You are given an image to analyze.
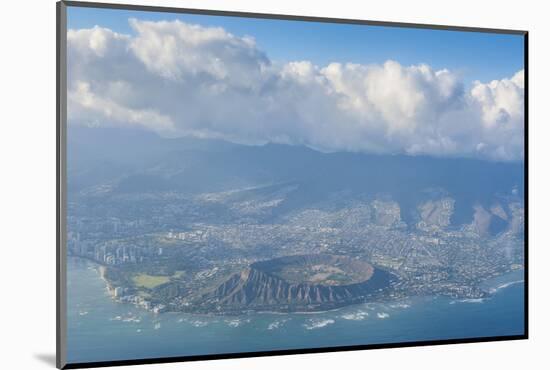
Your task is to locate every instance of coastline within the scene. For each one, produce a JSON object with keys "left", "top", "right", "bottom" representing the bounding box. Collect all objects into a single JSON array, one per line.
[
  {"left": 70, "top": 258, "right": 525, "bottom": 318},
  {"left": 68, "top": 258, "right": 525, "bottom": 363}
]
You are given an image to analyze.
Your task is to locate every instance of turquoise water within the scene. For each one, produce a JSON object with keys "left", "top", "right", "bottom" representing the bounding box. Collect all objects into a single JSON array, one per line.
[{"left": 67, "top": 259, "right": 525, "bottom": 364}]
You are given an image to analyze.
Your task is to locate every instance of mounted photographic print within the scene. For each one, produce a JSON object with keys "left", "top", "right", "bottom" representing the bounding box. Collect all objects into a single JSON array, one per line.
[{"left": 56, "top": 1, "right": 528, "bottom": 368}]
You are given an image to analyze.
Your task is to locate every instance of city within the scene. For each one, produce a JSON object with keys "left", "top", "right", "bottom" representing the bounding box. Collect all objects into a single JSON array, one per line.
[{"left": 68, "top": 179, "right": 524, "bottom": 314}]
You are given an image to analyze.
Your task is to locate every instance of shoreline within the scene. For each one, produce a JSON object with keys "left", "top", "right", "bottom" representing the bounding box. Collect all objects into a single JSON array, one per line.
[{"left": 70, "top": 258, "right": 524, "bottom": 317}]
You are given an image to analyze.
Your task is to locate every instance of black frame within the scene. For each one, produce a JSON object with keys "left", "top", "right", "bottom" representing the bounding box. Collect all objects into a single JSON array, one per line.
[{"left": 56, "top": 1, "right": 529, "bottom": 369}]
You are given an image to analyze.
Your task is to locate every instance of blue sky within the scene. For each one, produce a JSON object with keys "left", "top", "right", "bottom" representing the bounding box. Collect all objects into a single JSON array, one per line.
[
  {"left": 67, "top": 6, "right": 524, "bottom": 84},
  {"left": 66, "top": 5, "right": 525, "bottom": 161}
]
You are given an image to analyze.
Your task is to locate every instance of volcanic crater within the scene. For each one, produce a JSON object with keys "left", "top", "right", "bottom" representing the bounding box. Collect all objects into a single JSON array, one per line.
[{"left": 201, "top": 254, "right": 393, "bottom": 313}]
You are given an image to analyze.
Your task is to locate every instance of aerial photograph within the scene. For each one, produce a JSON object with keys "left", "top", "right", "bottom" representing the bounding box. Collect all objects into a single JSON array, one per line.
[{"left": 65, "top": 5, "right": 525, "bottom": 364}]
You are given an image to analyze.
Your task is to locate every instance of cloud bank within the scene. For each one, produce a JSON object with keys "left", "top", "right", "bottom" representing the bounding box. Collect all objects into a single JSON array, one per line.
[{"left": 67, "top": 20, "right": 525, "bottom": 161}]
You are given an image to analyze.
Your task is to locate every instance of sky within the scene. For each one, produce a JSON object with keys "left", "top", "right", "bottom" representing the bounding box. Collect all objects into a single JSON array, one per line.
[
  {"left": 68, "top": 7, "right": 524, "bottom": 84},
  {"left": 66, "top": 5, "right": 525, "bottom": 161}
]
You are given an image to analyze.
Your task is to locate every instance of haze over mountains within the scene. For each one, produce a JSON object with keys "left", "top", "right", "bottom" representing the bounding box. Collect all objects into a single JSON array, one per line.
[{"left": 68, "top": 126, "right": 524, "bottom": 234}]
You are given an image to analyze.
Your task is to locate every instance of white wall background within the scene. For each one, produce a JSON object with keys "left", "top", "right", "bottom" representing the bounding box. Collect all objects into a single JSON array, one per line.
[{"left": 0, "top": 0, "right": 547, "bottom": 369}]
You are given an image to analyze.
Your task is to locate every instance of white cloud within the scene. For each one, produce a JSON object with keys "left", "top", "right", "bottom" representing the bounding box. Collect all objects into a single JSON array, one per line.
[
  {"left": 127, "top": 18, "right": 269, "bottom": 87},
  {"left": 68, "top": 80, "right": 174, "bottom": 131},
  {"left": 67, "top": 20, "right": 525, "bottom": 161}
]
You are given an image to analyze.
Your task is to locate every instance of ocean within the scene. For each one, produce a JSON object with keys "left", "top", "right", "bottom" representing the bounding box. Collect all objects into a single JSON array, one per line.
[{"left": 66, "top": 258, "right": 525, "bottom": 364}]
